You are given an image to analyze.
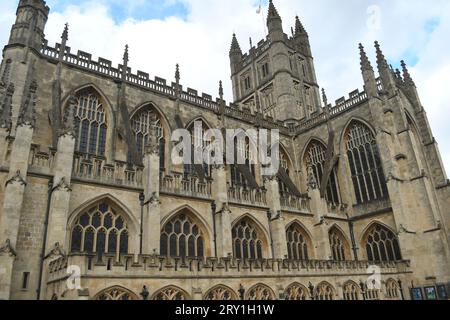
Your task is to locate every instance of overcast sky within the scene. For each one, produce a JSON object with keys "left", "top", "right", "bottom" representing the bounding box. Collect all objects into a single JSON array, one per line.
[{"left": 0, "top": 0, "right": 449, "bottom": 174}]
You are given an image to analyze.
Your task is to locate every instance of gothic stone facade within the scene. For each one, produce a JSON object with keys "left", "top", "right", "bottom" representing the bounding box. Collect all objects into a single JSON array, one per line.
[{"left": 0, "top": 0, "right": 449, "bottom": 301}]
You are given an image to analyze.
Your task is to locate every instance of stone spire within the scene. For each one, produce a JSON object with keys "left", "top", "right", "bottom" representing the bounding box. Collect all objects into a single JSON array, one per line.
[
  {"left": 374, "top": 41, "right": 396, "bottom": 93},
  {"left": 229, "top": 33, "right": 242, "bottom": 56},
  {"left": 401, "top": 60, "right": 415, "bottom": 87},
  {"left": 359, "top": 43, "right": 373, "bottom": 72},
  {"left": 17, "top": 80, "right": 37, "bottom": 128},
  {"left": 61, "top": 22, "right": 69, "bottom": 42},
  {"left": 175, "top": 63, "right": 180, "bottom": 84},
  {"left": 60, "top": 94, "right": 76, "bottom": 137},
  {"left": 294, "top": 15, "right": 307, "bottom": 36},
  {"left": 0, "top": 83, "right": 14, "bottom": 130},
  {"left": 219, "top": 80, "right": 224, "bottom": 100},
  {"left": 321, "top": 88, "right": 328, "bottom": 107},
  {"left": 267, "top": 0, "right": 281, "bottom": 22}
]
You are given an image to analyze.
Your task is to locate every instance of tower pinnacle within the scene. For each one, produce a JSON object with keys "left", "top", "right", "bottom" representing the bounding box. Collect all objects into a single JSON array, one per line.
[
  {"left": 229, "top": 34, "right": 242, "bottom": 56},
  {"left": 359, "top": 43, "right": 373, "bottom": 72}
]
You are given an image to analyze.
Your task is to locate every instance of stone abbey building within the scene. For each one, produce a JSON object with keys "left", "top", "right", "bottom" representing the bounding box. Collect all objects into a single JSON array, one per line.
[{"left": 0, "top": 0, "right": 449, "bottom": 300}]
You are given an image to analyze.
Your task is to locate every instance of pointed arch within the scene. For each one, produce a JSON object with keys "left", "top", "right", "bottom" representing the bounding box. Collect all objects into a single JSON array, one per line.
[
  {"left": 343, "top": 280, "right": 360, "bottom": 300},
  {"left": 314, "top": 282, "right": 335, "bottom": 300},
  {"left": 285, "top": 220, "right": 314, "bottom": 260},
  {"left": 301, "top": 136, "right": 327, "bottom": 164},
  {"left": 343, "top": 119, "right": 388, "bottom": 204},
  {"left": 360, "top": 221, "right": 402, "bottom": 262},
  {"left": 204, "top": 285, "right": 238, "bottom": 300},
  {"left": 130, "top": 101, "right": 173, "bottom": 133},
  {"left": 284, "top": 282, "right": 309, "bottom": 300},
  {"left": 152, "top": 285, "right": 190, "bottom": 300},
  {"left": 245, "top": 283, "right": 276, "bottom": 300},
  {"left": 339, "top": 116, "right": 377, "bottom": 149},
  {"left": 62, "top": 84, "right": 113, "bottom": 157},
  {"left": 185, "top": 116, "right": 214, "bottom": 130},
  {"left": 231, "top": 214, "right": 270, "bottom": 259},
  {"left": 93, "top": 286, "right": 138, "bottom": 300},
  {"left": 68, "top": 196, "right": 136, "bottom": 256},
  {"left": 385, "top": 278, "right": 400, "bottom": 299},
  {"left": 303, "top": 138, "right": 341, "bottom": 204},
  {"left": 328, "top": 224, "right": 351, "bottom": 261},
  {"left": 160, "top": 206, "right": 211, "bottom": 258}
]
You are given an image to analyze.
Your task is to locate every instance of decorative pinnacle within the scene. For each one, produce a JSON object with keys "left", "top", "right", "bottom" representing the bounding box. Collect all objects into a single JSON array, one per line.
[
  {"left": 374, "top": 41, "right": 388, "bottom": 69},
  {"left": 219, "top": 80, "right": 224, "bottom": 99},
  {"left": 321, "top": 88, "right": 328, "bottom": 106},
  {"left": 0, "top": 83, "right": 14, "bottom": 129},
  {"left": 401, "top": 60, "right": 415, "bottom": 86},
  {"left": 230, "top": 33, "right": 242, "bottom": 56},
  {"left": 295, "top": 15, "right": 307, "bottom": 36},
  {"left": 267, "top": 0, "right": 281, "bottom": 21},
  {"left": 61, "top": 23, "right": 69, "bottom": 41},
  {"left": 123, "top": 44, "right": 129, "bottom": 64},
  {"left": 175, "top": 64, "right": 180, "bottom": 83},
  {"left": 359, "top": 43, "right": 373, "bottom": 72}
]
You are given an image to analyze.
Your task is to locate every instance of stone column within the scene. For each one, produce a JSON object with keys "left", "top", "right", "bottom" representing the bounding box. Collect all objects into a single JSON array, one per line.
[
  {"left": 211, "top": 164, "right": 232, "bottom": 258},
  {"left": 141, "top": 134, "right": 161, "bottom": 255},
  {"left": 45, "top": 128, "right": 76, "bottom": 251},
  {"left": 0, "top": 122, "right": 34, "bottom": 300},
  {"left": 264, "top": 176, "right": 288, "bottom": 259}
]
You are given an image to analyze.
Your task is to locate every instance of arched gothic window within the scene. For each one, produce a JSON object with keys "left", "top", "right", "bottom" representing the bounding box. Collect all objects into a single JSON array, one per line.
[
  {"left": 184, "top": 120, "right": 211, "bottom": 178},
  {"left": 160, "top": 212, "right": 205, "bottom": 258},
  {"left": 73, "top": 90, "right": 107, "bottom": 156},
  {"left": 94, "top": 286, "right": 138, "bottom": 300},
  {"left": 230, "top": 134, "right": 256, "bottom": 187},
  {"left": 285, "top": 283, "right": 308, "bottom": 300},
  {"left": 70, "top": 202, "right": 129, "bottom": 256},
  {"left": 130, "top": 105, "right": 165, "bottom": 170},
  {"left": 232, "top": 218, "right": 265, "bottom": 259},
  {"left": 286, "top": 223, "right": 311, "bottom": 260},
  {"left": 314, "top": 282, "right": 335, "bottom": 300},
  {"left": 246, "top": 284, "right": 275, "bottom": 300},
  {"left": 343, "top": 282, "right": 360, "bottom": 300},
  {"left": 204, "top": 285, "right": 237, "bottom": 300},
  {"left": 305, "top": 141, "right": 341, "bottom": 204},
  {"left": 346, "top": 122, "right": 388, "bottom": 204},
  {"left": 386, "top": 279, "right": 400, "bottom": 299},
  {"left": 278, "top": 148, "right": 293, "bottom": 194},
  {"left": 329, "top": 227, "right": 350, "bottom": 261},
  {"left": 152, "top": 286, "right": 189, "bottom": 300},
  {"left": 364, "top": 224, "right": 402, "bottom": 262}
]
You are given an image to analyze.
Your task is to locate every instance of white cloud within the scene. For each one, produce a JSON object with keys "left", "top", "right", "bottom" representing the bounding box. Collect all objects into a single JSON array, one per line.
[{"left": 1, "top": 0, "right": 449, "bottom": 174}]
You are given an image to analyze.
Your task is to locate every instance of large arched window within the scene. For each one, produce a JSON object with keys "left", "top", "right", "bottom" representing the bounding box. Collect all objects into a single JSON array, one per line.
[
  {"left": 160, "top": 211, "right": 206, "bottom": 258},
  {"left": 286, "top": 223, "right": 312, "bottom": 260},
  {"left": 230, "top": 133, "right": 257, "bottom": 187},
  {"left": 329, "top": 226, "right": 351, "bottom": 261},
  {"left": 305, "top": 141, "right": 341, "bottom": 204},
  {"left": 184, "top": 120, "right": 211, "bottom": 178},
  {"left": 345, "top": 122, "right": 388, "bottom": 204},
  {"left": 285, "top": 283, "right": 308, "bottom": 300},
  {"left": 314, "top": 282, "right": 335, "bottom": 300},
  {"left": 94, "top": 286, "right": 138, "bottom": 300},
  {"left": 73, "top": 89, "right": 107, "bottom": 157},
  {"left": 130, "top": 105, "right": 165, "bottom": 170},
  {"left": 343, "top": 281, "right": 360, "bottom": 300},
  {"left": 246, "top": 284, "right": 275, "bottom": 300},
  {"left": 232, "top": 217, "right": 265, "bottom": 259},
  {"left": 204, "top": 285, "right": 237, "bottom": 300},
  {"left": 70, "top": 202, "right": 129, "bottom": 256},
  {"left": 152, "top": 286, "right": 189, "bottom": 300},
  {"left": 363, "top": 224, "right": 402, "bottom": 262}
]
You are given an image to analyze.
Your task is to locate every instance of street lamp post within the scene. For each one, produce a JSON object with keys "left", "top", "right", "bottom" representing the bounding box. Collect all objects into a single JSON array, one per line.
[
  {"left": 140, "top": 285, "right": 149, "bottom": 300},
  {"left": 398, "top": 279, "right": 405, "bottom": 300},
  {"left": 139, "top": 192, "right": 145, "bottom": 255},
  {"left": 238, "top": 284, "right": 245, "bottom": 300}
]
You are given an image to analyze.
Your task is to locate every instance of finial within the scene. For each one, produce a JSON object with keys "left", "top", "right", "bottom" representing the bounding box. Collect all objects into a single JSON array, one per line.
[
  {"left": 61, "top": 23, "right": 69, "bottom": 41},
  {"left": 401, "top": 60, "right": 415, "bottom": 86},
  {"left": 219, "top": 80, "right": 224, "bottom": 100},
  {"left": 321, "top": 88, "right": 328, "bottom": 106},
  {"left": 18, "top": 80, "right": 37, "bottom": 128},
  {"left": 249, "top": 37, "right": 253, "bottom": 49},
  {"left": 267, "top": 0, "right": 281, "bottom": 20},
  {"left": 230, "top": 33, "right": 242, "bottom": 56},
  {"left": 359, "top": 43, "right": 373, "bottom": 72},
  {"left": 175, "top": 63, "right": 180, "bottom": 83},
  {"left": 395, "top": 68, "right": 402, "bottom": 80},
  {"left": 61, "top": 95, "right": 76, "bottom": 137}
]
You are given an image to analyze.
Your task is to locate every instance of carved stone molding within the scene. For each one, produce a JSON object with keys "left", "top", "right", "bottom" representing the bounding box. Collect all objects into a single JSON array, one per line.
[
  {"left": 53, "top": 177, "right": 72, "bottom": 192},
  {"left": 5, "top": 170, "right": 27, "bottom": 187},
  {"left": 44, "top": 242, "right": 67, "bottom": 260},
  {"left": 0, "top": 239, "right": 16, "bottom": 257}
]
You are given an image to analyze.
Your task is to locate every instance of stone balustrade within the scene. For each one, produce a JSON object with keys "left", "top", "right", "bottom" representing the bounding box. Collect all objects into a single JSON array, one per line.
[
  {"left": 227, "top": 184, "right": 268, "bottom": 208},
  {"left": 160, "top": 172, "right": 212, "bottom": 199},
  {"left": 280, "top": 193, "right": 311, "bottom": 213},
  {"left": 47, "top": 253, "right": 411, "bottom": 283}
]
